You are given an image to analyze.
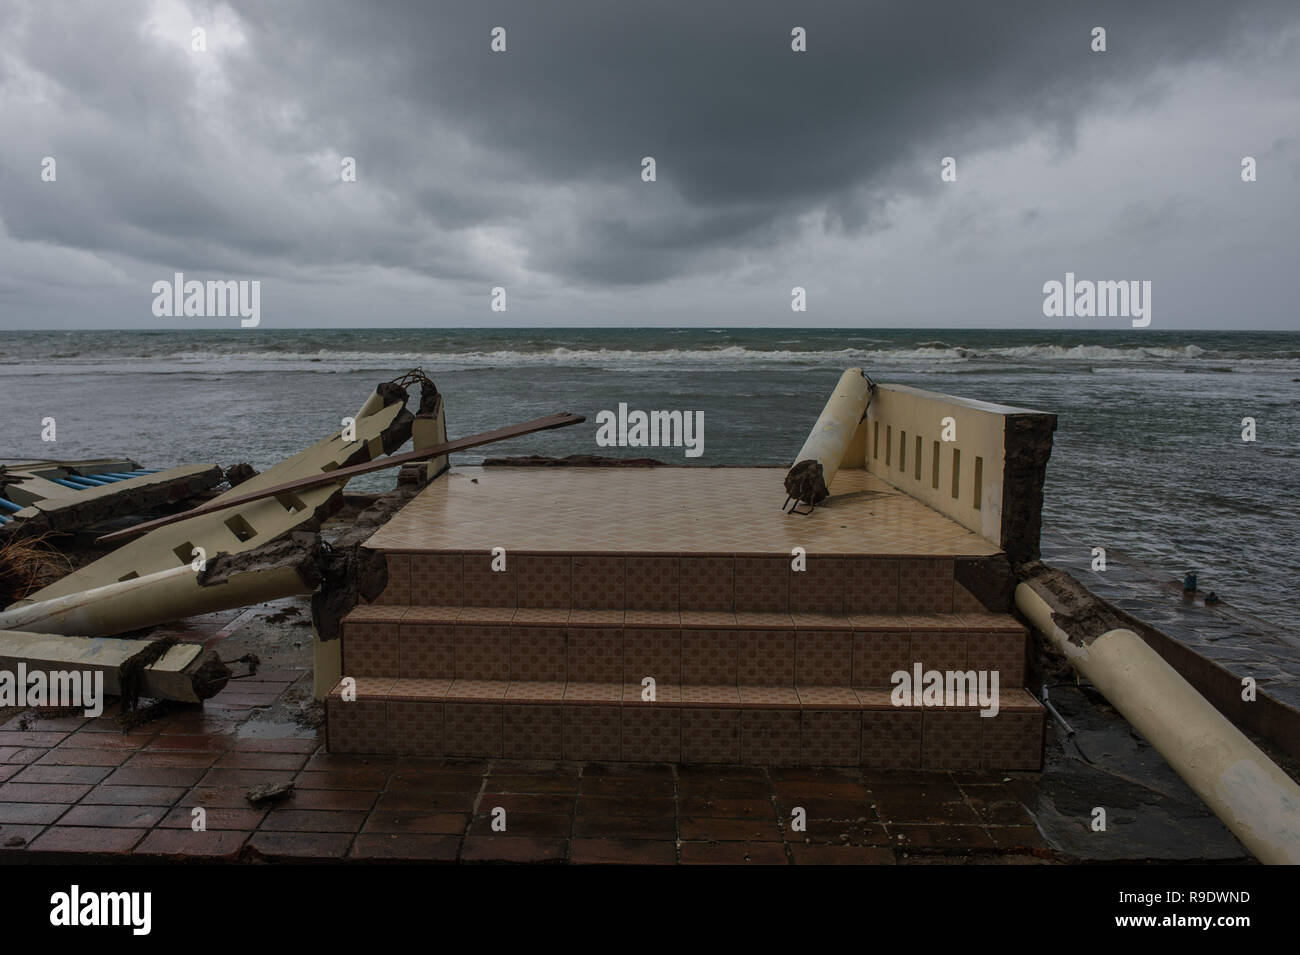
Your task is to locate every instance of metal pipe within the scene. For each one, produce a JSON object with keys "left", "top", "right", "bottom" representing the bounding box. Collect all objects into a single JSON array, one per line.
[
  {"left": 0, "top": 497, "right": 21, "bottom": 513},
  {"left": 1016, "top": 581, "right": 1300, "bottom": 865}
]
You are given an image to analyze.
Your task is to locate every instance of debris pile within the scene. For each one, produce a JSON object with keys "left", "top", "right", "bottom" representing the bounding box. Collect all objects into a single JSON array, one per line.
[{"left": 0, "top": 371, "right": 582, "bottom": 713}]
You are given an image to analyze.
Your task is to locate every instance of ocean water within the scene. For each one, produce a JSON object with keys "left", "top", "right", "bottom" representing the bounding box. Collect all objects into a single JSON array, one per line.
[{"left": 2, "top": 328, "right": 1297, "bottom": 629}]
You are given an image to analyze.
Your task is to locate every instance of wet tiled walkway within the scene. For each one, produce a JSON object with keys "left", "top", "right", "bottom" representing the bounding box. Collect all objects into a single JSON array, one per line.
[{"left": 0, "top": 700, "right": 1051, "bottom": 863}]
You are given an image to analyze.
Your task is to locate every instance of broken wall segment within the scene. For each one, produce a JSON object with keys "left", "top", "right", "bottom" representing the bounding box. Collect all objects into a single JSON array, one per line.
[{"left": 0, "top": 463, "right": 223, "bottom": 536}]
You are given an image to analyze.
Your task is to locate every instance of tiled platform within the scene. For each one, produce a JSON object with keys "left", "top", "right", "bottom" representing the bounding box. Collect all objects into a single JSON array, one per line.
[
  {"left": 366, "top": 467, "right": 1001, "bottom": 556},
  {"left": 336, "top": 466, "right": 1043, "bottom": 768}
]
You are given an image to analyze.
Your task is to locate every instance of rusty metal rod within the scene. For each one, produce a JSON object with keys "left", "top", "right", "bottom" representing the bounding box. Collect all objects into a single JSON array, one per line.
[{"left": 96, "top": 412, "right": 585, "bottom": 545}]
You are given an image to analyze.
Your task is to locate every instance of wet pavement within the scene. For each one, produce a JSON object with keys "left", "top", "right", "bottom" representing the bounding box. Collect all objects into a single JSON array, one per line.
[
  {"left": 1040, "top": 533, "right": 1300, "bottom": 721},
  {"left": 0, "top": 594, "right": 1257, "bottom": 864}
]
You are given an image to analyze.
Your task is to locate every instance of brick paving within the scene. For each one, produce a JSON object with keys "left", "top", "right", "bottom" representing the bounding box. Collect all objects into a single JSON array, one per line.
[{"left": 0, "top": 687, "right": 1056, "bottom": 863}]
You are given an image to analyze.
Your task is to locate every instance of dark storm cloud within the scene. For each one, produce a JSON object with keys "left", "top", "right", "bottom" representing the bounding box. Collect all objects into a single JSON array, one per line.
[
  {"left": 221, "top": 0, "right": 1297, "bottom": 282},
  {"left": 0, "top": 0, "right": 1296, "bottom": 320}
]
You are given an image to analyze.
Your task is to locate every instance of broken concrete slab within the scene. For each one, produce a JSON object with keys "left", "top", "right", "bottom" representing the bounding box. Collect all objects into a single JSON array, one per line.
[
  {"left": 1, "top": 462, "right": 222, "bottom": 536},
  {"left": 0, "top": 628, "right": 229, "bottom": 704}
]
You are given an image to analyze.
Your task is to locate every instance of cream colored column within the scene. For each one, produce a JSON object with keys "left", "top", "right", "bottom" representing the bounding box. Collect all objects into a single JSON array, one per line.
[
  {"left": 0, "top": 564, "right": 311, "bottom": 637},
  {"left": 1016, "top": 583, "right": 1300, "bottom": 865},
  {"left": 785, "top": 368, "right": 872, "bottom": 505}
]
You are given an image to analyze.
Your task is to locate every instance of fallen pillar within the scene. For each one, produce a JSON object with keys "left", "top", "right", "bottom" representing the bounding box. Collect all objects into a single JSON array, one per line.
[
  {"left": 1016, "top": 571, "right": 1300, "bottom": 865},
  {"left": 0, "top": 629, "right": 229, "bottom": 704},
  {"left": 784, "top": 368, "right": 873, "bottom": 511},
  {"left": 0, "top": 536, "right": 322, "bottom": 637}
]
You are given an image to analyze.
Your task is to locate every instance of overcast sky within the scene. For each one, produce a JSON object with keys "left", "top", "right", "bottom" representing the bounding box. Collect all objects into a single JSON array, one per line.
[{"left": 1, "top": 0, "right": 1297, "bottom": 330}]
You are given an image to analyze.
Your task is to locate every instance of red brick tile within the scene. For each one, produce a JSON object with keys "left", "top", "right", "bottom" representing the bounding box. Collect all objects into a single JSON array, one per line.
[
  {"left": 479, "top": 793, "right": 575, "bottom": 815},
  {"left": 214, "top": 751, "right": 310, "bottom": 771},
  {"left": 135, "top": 828, "right": 249, "bottom": 860},
  {"left": 58, "top": 804, "right": 168, "bottom": 828},
  {"left": 5, "top": 748, "right": 45, "bottom": 765},
  {"left": 679, "top": 841, "right": 789, "bottom": 864},
  {"left": 571, "top": 814, "right": 676, "bottom": 839},
  {"left": 576, "top": 795, "right": 675, "bottom": 818},
  {"left": 122, "top": 751, "right": 221, "bottom": 770},
  {"left": 570, "top": 837, "right": 677, "bottom": 864},
  {"left": 0, "top": 782, "right": 92, "bottom": 803},
  {"left": 103, "top": 766, "right": 208, "bottom": 788},
  {"left": 303, "top": 753, "right": 394, "bottom": 772},
  {"left": 0, "top": 731, "right": 68, "bottom": 748},
  {"left": 33, "top": 748, "right": 130, "bottom": 767},
  {"left": 281, "top": 788, "right": 379, "bottom": 811},
  {"left": 468, "top": 811, "right": 571, "bottom": 837},
  {"left": 293, "top": 769, "right": 389, "bottom": 791},
  {"left": 484, "top": 773, "right": 580, "bottom": 795},
  {"left": 159, "top": 805, "right": 266, "bottom": 830},
  {"left": 80, "top": 785, "right": 186, "bottom": 806},
  {"left": 233, "top": 737, "right": 319, "bottom": 753},
  {"left": 460, "top": 835, "right": 567, "bottom": 863},
  {"left": 680, "top": 816, "right": 783, "bottom": 841},
  {"left": 0, "top": 823, "right": 44, "bottom": 848},
  {"left": 28, "top": 826, "right": 145, "bottom": 855},
  {"left": 55, "top": 733, "right": 145, "bottom": 753},
  {"left": 374, "top": 790, "right": 476, "bottom": 812},
  {"left": 0, "top": 802, "right": 70, "bottom": 825},
  {"left": 145, "top": 734, "right": 235, "bottom": 752},
  {"left": 244, "top": 831, "right": 353, "bottom": 861},
  {"left": 362, "top": 811, "right": 469, "bottom": 835},
  {"left": 677, "top": 795, "right": 773, "bottom": 818},
  {"left": 198, "top": 768, "right": 297, "bottom": 788},
  {"left": 350, "top": 833, "right": 461, "bottom": 861},
  {"left": 790, "top": 843, "right": 896, "bottom": 864},
  {"left": 260, "top": 809, "right": 366, "bottom": 832}
]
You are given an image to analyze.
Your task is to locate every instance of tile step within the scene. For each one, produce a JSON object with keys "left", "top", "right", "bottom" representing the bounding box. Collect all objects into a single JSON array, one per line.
[
  {"left": 340, "top": 607, "right": 1030, "bottom": 688},
  {"left": 326, "top": 679, "right": 1043, "bottom": 769},
  {"left": 371, "top": 552, "right": 984, "bottom": 616}
]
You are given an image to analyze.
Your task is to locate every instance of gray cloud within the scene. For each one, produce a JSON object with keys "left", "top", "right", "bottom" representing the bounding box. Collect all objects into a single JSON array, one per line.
[{"left": 0, "top": 0, "right": 1297, "bottom": 326}]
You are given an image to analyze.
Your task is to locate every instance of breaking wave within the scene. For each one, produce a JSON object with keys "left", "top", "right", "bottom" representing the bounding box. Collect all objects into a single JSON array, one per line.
[{"left": 0, "top": 341, "right": 1246, "bottom": 375}]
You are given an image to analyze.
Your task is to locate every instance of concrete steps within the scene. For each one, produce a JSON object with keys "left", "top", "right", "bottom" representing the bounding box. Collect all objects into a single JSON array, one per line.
[{"left": 328, "top": 552, "right": 1045, "bottom": 769}]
